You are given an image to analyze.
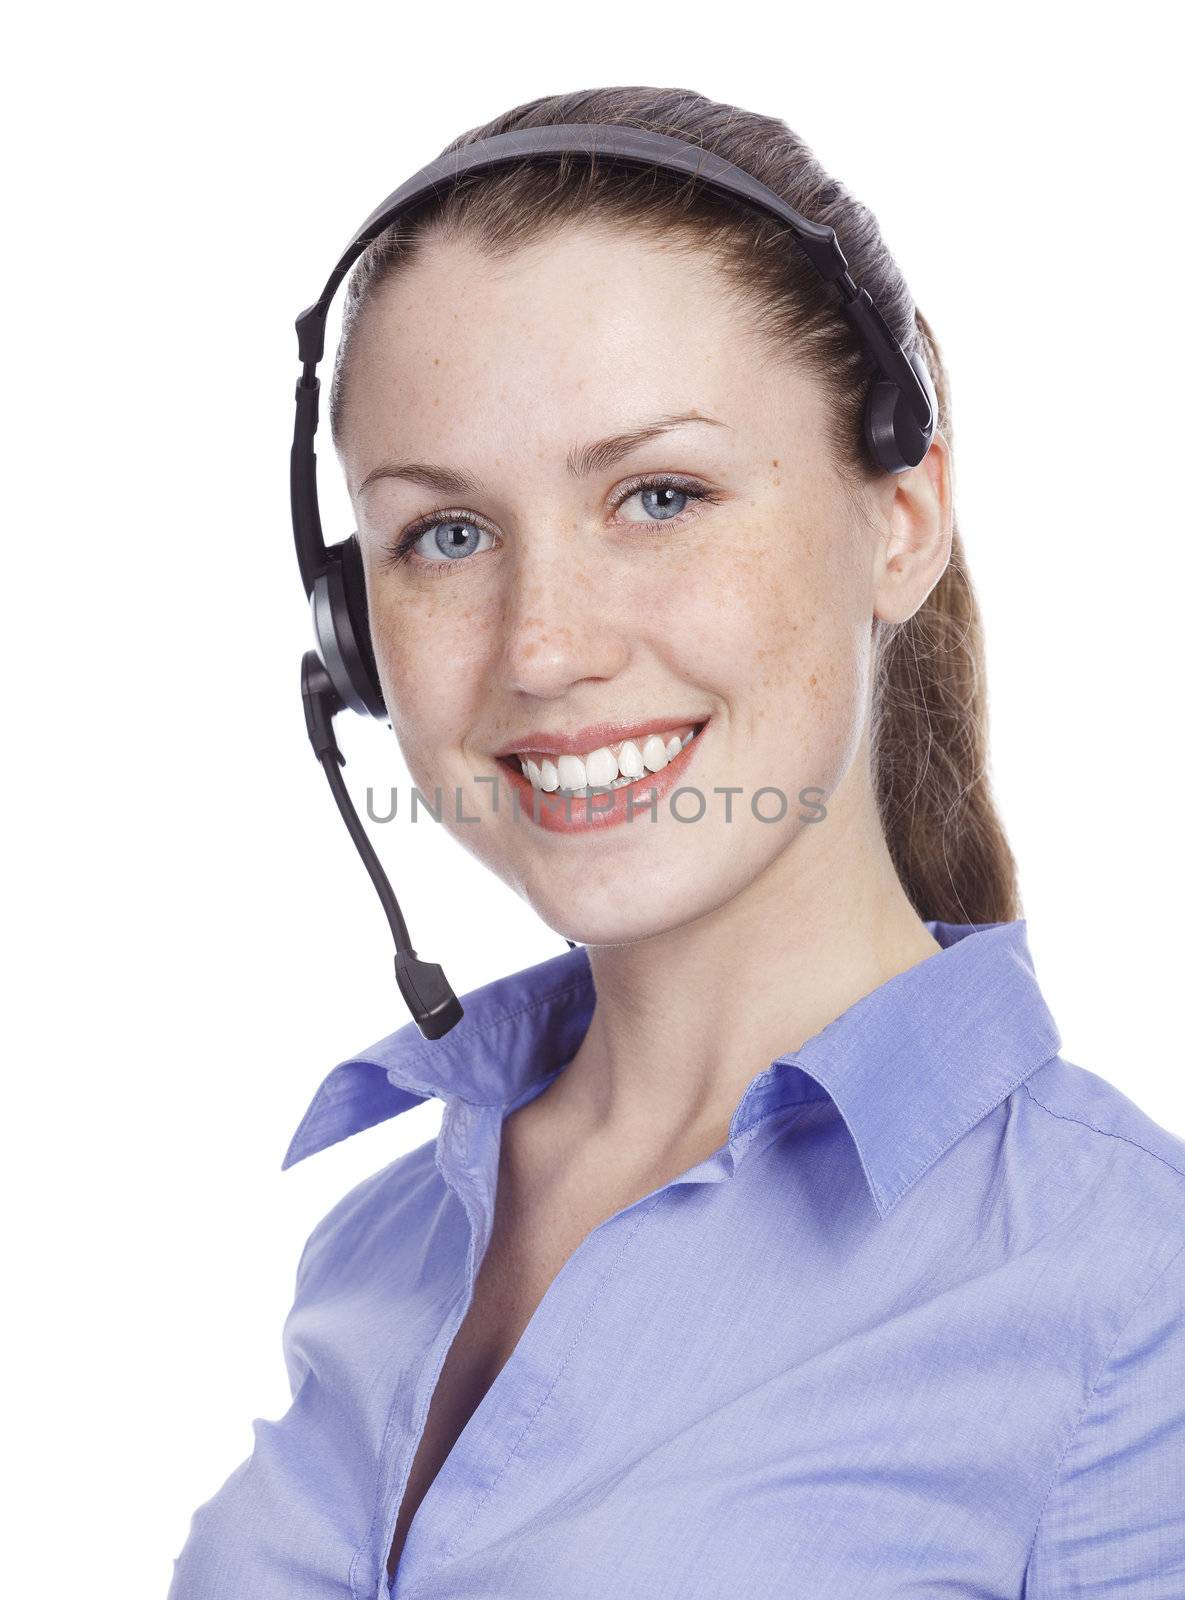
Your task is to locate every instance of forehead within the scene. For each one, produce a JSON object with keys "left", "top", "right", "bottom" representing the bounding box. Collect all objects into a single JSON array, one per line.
[
  {"left": 338, "top": 224, "right": 806, "bottom": 463},
  {"left": 359, "top": 222, "right": 743, "bottom": 357}
]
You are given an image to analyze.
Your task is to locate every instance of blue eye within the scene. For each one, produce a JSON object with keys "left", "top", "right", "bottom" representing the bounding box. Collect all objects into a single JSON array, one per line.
[
  {"left": 416, "top": 520, "right": 492, "bottom": 563},
  {"left": 616, "top": 483, "right": 692, "bottom": 522},
  {"left": 379, "top": 473, "right": 719, "bottom": 573},
  {"left": 382, "top": 517, "right": 496, "bottom": 569}
]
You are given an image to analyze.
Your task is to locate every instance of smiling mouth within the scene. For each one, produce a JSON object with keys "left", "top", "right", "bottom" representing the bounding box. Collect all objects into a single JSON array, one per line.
[{"left": 496, "top": 721, "right": 709, "bottom": 798}]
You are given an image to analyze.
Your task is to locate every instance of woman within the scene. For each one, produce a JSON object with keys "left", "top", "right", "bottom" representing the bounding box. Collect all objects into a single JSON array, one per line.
[{"left": 169, "top": 86, "right": 1185, "bottom": 1598}]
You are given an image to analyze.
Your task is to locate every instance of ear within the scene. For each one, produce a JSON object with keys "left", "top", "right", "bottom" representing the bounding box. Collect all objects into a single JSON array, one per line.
[{"left": 870, "top": 430, "right": 954, "bottom": 625}]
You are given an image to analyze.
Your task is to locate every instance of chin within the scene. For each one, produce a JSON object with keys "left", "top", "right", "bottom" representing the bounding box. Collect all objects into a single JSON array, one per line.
[{"left": 531, "top": 890, "right": 714, "bottom": 951}]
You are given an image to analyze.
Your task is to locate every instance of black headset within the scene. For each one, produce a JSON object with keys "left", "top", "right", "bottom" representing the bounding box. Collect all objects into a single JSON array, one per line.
[{"left": 291, "top": 123, "right": 938, "bottom": 1041}]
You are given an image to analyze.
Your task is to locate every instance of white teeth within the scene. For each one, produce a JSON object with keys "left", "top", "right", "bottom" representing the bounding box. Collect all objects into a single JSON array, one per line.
[
  {"left": 584, "top": 746, "right": 619, "bottom": 787},
  {"left": 617, "top": 740, "right": 644, "bottom": 778},
  {"left": 521, "top": 756, "right": 561, "bottom": 791},
  {"left": 515, "top": 724, "right": 704, "bottom": 795},
  {"left": 640, "top": 734, "right": 670, "bottom": 772},
  {"left": 556, "top": 753, "right": 587, "bottom": 790}
]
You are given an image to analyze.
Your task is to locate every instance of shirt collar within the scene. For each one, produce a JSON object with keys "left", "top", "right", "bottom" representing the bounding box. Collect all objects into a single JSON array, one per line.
[{"left": 281, "top": 917, "right": 1062, "bottom": 1220}]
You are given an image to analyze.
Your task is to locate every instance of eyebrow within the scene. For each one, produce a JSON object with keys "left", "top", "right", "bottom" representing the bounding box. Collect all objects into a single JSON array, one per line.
[{"left": 354, "top": 411, "right": 729, "bottom": 498}]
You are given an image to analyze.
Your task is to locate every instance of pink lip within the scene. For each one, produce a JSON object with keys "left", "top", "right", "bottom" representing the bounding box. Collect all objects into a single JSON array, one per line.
[
  {"left": 494, "top": 716, "right": 708, "bottom": 760},
  {"left": 496, "top": 724, "right": 707, "bottom": 835}
]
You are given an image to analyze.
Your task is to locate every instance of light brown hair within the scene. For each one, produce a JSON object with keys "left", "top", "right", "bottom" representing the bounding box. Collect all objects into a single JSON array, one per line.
[{"left": 327, "top": 85, "right": 1020, "bottom": 926}]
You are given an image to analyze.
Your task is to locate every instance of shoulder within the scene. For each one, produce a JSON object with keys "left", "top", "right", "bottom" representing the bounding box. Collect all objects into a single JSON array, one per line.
[
  {"left": 293, "top": 1134, "right": 441, "bottom": 1298},
  {"left": 1023, "top": 1052, "right": 1185, "bottom": 1190},
  {"left": 1019, "top": 1052, "right": 1185, "bottom": 1262}
]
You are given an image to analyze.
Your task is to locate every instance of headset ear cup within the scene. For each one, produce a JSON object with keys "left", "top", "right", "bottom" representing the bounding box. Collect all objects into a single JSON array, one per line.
[
  {"left": 863, "top": 378, "right": 907, "bottom": 473},
  {"left": 339, "top": 534, "right": 386, "bottom": 715},
  {"left": 862, "top": 352, "right": 938, "bottom": 475},
  {"left": 908, "top": 350, "right": 938, "bottom": 455},
  {"left": 309, "top": 535, "right": 387, "bottom": 719}
]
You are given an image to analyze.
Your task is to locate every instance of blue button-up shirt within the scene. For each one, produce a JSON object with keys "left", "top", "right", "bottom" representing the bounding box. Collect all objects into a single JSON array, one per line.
[{"left": 168, "top": 918, "right": 1185, "bottom": 1598}]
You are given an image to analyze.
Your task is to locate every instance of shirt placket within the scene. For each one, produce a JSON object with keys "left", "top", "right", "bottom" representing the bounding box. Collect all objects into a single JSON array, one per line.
[{"left": 373, "top": 1088, "right": 748, "bottom": 1598}]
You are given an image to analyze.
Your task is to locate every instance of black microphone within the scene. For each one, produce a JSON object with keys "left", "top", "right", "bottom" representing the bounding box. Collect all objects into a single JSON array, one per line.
[{"left": 300, "top": 651, "right": 465, "bottom": 1040}]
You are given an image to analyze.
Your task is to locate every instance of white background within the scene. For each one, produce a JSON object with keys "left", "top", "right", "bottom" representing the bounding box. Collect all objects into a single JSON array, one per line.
[{"left": 5, "top": 3, "right": 1181, "bottom": 1591}]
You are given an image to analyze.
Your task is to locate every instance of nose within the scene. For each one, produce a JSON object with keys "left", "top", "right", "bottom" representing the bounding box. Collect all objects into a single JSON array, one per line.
[{"left": 500, "top": 537, "right": 632, "bottom": 700}]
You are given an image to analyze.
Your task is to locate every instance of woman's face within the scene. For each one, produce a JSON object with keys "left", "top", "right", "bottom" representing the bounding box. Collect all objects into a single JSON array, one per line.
[{"left": 337, "top": 223, "right": 895, "bottom": 945}]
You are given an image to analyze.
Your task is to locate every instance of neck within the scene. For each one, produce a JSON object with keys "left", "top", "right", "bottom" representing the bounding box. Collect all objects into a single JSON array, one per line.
[{"left": 534, "top": 739, "right": 942, "bottom": 1166}]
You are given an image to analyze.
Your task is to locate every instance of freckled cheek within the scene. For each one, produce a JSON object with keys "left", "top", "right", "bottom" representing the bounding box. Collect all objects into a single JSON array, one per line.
[
  {"left": 680, "top": 531, "right": 867, "bottom": 752},
  {"left": 369, "top": 592, "right": 492, "bottom": 759}
]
